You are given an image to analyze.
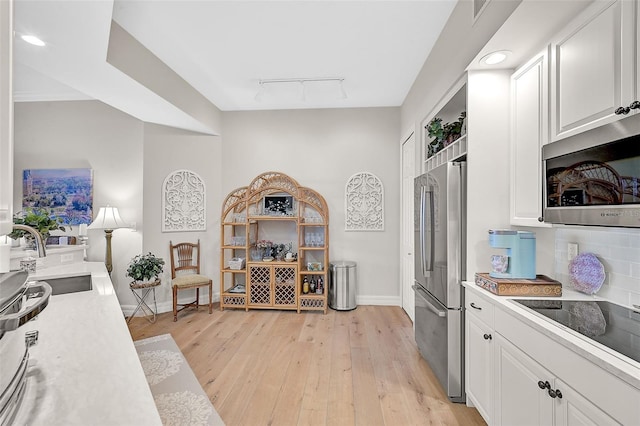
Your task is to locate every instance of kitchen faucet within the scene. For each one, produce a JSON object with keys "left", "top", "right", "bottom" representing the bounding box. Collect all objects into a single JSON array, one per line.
[{"left": 12, "top": 224, "right": 47, "bottom": 257}]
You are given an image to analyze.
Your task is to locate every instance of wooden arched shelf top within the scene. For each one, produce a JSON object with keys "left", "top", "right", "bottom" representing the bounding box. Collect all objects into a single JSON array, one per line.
[
  {"left": 221, "top": 186, "right": 248, "bottom": 220},
  {"left": 222, "top": 171, "right": 329, "bottom": 222}
]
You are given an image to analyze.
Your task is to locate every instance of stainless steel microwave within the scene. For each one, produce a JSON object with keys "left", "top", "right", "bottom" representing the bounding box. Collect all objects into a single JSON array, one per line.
[{"left": 542, "top": 114, "right": 640, "bottom": 227}]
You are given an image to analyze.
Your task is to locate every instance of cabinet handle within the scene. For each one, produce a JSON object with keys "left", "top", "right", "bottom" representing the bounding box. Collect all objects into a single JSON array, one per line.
[
  {"left": 483, "top": 333, "right": 492, "bottom": 340},
  {"left": 538, "top": 216, "right": 544, "bottom": 222},
  {"left": 548, "top": 388, "right": 562, "bottom": 399},
  {"left": 615, "top": 106, "right": 630, "bottom": 115},
  {"left": 630, "top": 100, "right": 640, "bottom": 110},
  {"left": 470, "top": 302, "right": 482, "bottom": 310},
  {"left": 538, "top": 381, "right": 562, "bottom": 399}
]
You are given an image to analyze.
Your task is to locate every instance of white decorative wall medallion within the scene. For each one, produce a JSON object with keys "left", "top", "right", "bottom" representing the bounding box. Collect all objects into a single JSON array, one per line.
[
  {"left": 345, "top": 172, "right": 384, "bottom": 231},
  {"left": 162, "top": 170, "right": 206, "bottom": 232}
]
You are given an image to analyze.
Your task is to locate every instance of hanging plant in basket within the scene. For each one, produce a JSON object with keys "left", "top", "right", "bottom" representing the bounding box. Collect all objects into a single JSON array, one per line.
[{"left": 126, "top": 252, "right": 165, "bottom": 284}]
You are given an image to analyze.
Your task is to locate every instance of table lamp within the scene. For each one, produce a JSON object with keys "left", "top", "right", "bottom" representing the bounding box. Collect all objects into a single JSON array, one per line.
[{"left": 88, "top": 206, "right": 128, "bottom": 274}]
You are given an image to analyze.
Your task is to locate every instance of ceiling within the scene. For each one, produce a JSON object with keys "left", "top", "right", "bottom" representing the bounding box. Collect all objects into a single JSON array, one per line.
[{"left": 12, "top": 0, "right": 458, "bottom": 131}]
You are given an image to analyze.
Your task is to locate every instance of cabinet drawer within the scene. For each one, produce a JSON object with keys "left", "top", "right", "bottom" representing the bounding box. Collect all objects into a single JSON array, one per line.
[{"left": 465, "top": 289, "right": 494, "bottom": 327}]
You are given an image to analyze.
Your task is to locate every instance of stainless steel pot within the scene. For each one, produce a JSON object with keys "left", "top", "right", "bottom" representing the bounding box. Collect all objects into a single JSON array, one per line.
[{"left": 0, "top": 271, "right": 51, "bottom": 425}]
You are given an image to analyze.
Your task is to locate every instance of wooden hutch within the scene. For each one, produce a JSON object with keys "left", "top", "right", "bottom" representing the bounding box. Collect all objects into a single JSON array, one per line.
[{"left": 219, "top": 172, "right": 329, "bottom": 314}]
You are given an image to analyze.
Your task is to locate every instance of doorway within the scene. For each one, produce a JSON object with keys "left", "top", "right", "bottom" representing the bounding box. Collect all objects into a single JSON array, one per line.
[{"left": 401, "top": 131, "right": 415, "bottom": 322}]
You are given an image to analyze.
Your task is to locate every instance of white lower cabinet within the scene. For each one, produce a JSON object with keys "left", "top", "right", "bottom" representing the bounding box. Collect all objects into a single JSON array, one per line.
[
  {"left": 464, "top": 286, "right": 639, "bottom": 426},
  {"left": 495, "top": 334, "right": 554, "bottom": 426},
  {"left": 553, "top": 378, "right": 618, "bottom": 426},
  {"left": 494, "top": 334, "right": 617, "bottom": 426},
  {"left": 466, "top": 313, "right": 494, "bottom": 423}
]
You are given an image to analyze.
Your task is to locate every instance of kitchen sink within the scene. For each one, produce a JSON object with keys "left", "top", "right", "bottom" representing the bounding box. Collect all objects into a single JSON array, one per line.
[{"left": 44, "top": 275, "right": 92, "bottom": 295}]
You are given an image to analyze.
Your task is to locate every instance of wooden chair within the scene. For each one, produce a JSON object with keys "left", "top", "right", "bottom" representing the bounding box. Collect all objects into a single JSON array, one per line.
[{"left": 169, "top": 240, "right": 212, "bottom": 322}]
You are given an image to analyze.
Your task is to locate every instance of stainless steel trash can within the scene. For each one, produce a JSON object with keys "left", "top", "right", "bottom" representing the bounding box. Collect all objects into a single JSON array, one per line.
[{"left": 329, "top": 261, "right": 357, "bottom": 310}]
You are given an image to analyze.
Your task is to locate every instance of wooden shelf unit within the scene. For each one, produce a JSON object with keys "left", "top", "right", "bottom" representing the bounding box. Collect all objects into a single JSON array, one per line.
[{"left": 220, "top": 172, "right": 329, "bottom": 314}]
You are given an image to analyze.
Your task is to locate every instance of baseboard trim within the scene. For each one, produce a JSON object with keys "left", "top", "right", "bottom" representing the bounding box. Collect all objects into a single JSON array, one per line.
[
  {"left": 356, "top": 295, "right": 401, "bottom": 306},
  {"left": 122, "top": 293, "right": 401, "bottom": 316}
]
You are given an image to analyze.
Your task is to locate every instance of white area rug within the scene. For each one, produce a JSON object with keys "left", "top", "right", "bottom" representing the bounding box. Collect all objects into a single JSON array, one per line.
[{"left": 135, "top": 334, "right": 225, "bottom": 426}]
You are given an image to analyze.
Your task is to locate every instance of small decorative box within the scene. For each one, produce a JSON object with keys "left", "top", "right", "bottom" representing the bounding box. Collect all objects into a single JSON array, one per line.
[{"left": 228, "top": 257, "right": 246, "bottom": 270}]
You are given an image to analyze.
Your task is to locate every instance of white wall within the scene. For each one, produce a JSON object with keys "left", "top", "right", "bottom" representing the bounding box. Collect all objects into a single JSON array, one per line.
[
  {"left": 140, "top": 123, "right": 221, "bottom": 309},
  {"left": 14, "top": 102, "right": 222, "bottom": 312},
  {"left": 222, "top": 107, "right": 401, "bottom": 304},
  {"left": 466, "top": 70, "right": 511, "bottom": 277},
  {"left": 555, "top": 226, "right": 640, "bottom": 307},
  {"left": 14, "top": 102, "right": 401, "bottom": 309},
  {"left": 0, "top": 0, "right": 13, "bottom": 235},
  {"left": 13, "top": 100, "right": 144, "bottom": 303}
]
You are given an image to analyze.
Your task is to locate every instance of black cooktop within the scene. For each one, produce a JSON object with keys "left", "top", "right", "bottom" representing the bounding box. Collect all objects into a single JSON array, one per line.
[{"left": 514, "top": 299, "right": 640, "bottom": 364}]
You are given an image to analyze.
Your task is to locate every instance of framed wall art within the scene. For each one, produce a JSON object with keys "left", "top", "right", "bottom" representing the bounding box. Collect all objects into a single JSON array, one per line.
[
  {"left": 263, "top": 193, "right": 295, "bottom": 216},
  {"left": 22, "top": 168, "right": 93, "bottom": 225}
]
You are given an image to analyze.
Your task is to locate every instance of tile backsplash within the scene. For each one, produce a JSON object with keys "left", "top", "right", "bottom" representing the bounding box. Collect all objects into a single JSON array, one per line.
[{"left": 555, "top": 226, "right": 640, "bottom": 308}]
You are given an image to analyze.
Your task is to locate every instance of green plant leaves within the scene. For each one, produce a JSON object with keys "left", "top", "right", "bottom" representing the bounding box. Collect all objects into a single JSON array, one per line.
[
  {"left": 126, "top": 252, "right": 165, "bottom": 282},
  {"left": 9, "top": 207, "right": 66, "bottom": 240},
  {"left": 424, "top": 111, "right": 466, "bottom": 158}
]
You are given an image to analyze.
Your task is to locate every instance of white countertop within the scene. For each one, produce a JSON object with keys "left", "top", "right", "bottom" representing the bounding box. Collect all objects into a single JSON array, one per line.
[
  {"left": 12, "top": 262, "right": 162, "bottom": 425},
  {"left": 463, "top": 281, "right": 640, "bottom": 389}
]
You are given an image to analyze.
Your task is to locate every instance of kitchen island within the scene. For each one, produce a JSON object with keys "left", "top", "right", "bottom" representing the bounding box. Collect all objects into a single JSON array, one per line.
[{"left": 12, "top": 262, "right": 161, "bottom": 425}]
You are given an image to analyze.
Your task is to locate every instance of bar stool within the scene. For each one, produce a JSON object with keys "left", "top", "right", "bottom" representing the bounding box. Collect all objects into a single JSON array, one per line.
[{"left": 127, "top": 279, "right": 161, "bottom": 323}]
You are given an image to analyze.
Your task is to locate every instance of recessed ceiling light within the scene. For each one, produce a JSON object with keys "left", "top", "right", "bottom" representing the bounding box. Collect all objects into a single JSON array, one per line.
[
  {"left": 480, "top": 50, "right": 511, "bottom": 65},
  {"left": 21, "top": 34, "right": 46, "bottom": 47}
]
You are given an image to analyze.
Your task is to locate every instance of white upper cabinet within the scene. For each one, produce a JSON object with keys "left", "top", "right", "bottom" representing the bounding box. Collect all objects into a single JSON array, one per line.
[
  {"left": 510, "top": 50, "right": 550, "bottom": 227},
  {"left": 550, "top": 0, "right": 636, "bottom": 142}
]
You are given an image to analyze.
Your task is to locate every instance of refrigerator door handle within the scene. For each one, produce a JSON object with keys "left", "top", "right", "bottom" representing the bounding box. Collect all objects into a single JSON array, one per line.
[
  {"left": 424, "top": 187, "right": 435, "bottom": 274},
  {"left": 419, "top": 185, "right": 435, "bottom": 277},
  {"left": 412, "top": 285, "right": 446, "bottom": 317}
]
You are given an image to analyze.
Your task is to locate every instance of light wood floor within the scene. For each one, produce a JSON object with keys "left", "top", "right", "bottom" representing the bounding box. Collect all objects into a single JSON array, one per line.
[{"left": 127, "top": 304, "right": 486, "bottom": 426}]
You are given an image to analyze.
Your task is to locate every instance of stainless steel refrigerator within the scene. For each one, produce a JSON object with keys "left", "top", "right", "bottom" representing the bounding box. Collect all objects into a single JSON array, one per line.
[{"left": 413, "top": 160, "right": 466, "bottom": 403}]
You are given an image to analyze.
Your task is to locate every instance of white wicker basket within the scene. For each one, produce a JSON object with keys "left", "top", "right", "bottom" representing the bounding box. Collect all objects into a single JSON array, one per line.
[{"left": 228, "top": 257, "right": 246, "bottom": 270}]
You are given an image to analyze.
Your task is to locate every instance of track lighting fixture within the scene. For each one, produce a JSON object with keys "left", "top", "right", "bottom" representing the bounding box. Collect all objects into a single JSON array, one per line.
[{"left": 255, "top": 77, "right": 347, "bottom": 102}]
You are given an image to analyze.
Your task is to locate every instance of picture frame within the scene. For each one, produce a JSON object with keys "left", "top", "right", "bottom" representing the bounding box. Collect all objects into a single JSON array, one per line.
[
  {"left": 263, "top": 193, "right": 295, "bottom": 216},
  {"left": 22, "top": 168, "right": 93, "bottom": 225}
]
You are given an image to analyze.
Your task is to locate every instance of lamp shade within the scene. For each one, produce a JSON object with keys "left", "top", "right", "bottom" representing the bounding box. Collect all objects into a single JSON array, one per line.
[{"left": 88, "top": 206, "right": 129, "bottom": 230}]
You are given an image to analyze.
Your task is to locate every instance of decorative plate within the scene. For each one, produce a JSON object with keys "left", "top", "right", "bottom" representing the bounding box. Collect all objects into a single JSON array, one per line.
[
  {"left": 262, "top": 257, "right": 274, "bottom": 262},
  {"left": 569, "top": 252, "right": 605, "bottom": 295}
]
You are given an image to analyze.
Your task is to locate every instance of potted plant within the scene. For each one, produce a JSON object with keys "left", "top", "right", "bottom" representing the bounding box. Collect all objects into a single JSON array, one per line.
[
  {"left": 443, "top": 111, "right": 466, "bottom": 146},
  {"left": 9, "top": 207, "right": 66, "bottom": 246},
  {"left": 126, "top": 252, "right": 165, "bottom": 284},
  {"left": 426, "top": 117, "right": 444, "bottom": 158}
]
